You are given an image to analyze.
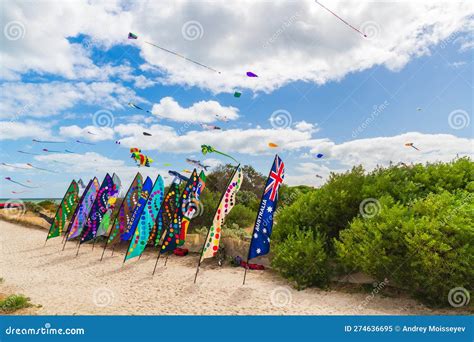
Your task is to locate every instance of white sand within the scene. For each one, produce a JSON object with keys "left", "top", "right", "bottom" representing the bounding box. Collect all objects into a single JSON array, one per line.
[{"left": 0, "top": 220, "right": 459, "bottom": 315}]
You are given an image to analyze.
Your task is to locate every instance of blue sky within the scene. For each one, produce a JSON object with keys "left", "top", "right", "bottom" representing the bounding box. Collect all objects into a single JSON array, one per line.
[{"left": 0, "top": 1, "right": 472, "bottom": 198}]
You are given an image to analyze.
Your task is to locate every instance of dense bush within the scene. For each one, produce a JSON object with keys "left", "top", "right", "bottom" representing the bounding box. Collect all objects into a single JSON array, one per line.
[
  {"left": 225, "top": 204, "right": 256, "bottom": 229},
  {"left": 335, "top": 191, "right": 474, "bottom": 305},
  {"left": 272, "top": 230, "right": 330, "bottom": 289}
]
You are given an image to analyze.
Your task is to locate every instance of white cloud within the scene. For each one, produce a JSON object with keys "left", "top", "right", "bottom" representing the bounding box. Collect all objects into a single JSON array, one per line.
[
  {"left": 0, "top": 81, "right": 143, "bottom": 119},
  {"left": 1, "top": 1, "right": 472, "bottom": 93},
  {"left": 0, "top": 121, "right": 52, "bottom": 140},
  {"left": 151, "top": 97, "right": 239, "bottom": 123}
]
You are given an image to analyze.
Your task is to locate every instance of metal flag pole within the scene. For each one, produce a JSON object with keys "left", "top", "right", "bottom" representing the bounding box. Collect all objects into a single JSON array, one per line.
[{"left": 194, "top": 164, "right": 240, "bottom": 283}]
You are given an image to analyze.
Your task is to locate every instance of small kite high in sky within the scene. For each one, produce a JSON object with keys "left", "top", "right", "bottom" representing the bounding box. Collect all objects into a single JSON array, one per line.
[
  {"left": 186, "top": 158, "right": 210, "bottom": 171},
  {"left": 182, "top": 169, "right": 192, "bottom": 174},
  {"left": 17, "top": 150, "right": 40, "bottom": 156},
  {"left": 42, "top": 148, "right": 62, "bottom": 153},
  {"left": 143, "top": 132, "right": 152, "bottom": 136},
  {"left": 268, "top": 142, "right": 278, "bottom": 148},
  {"left": 1, "top": 163, "right": 30, "bottom": 170},
  {"left": 234, "top": 91, "right": 242, "bottom": 98},
  {"left": 76, "top": 140, "right": 95, "bottom": 145},
  {"left": 215, "top": 114, "right": 229, "bottom": 122},
  {"left": 5, "top": 177, "right": 39, "bottom": 188},
  {"left": 316, "top": 153, "right": 324, "bottom": 158},
  {"left": 128, "top": 33, "right": 221, "bottom": 74},
  {"left": 32, "top": 139, "right": 65, "bottom": 143},
  {"left": 405, "top": 142, "right": 420, "bottom": 151},
  {"left": 65, "top": 149, "right": 75, "bottom": 154},
  {"left": 315, "top": 0, "right": 368, "bottom": 38},
  {"left": 87, "top": 131, "right": 97, "bottom": 135},
  {"left": 201, "top": 124, "right": 222, "bottom": 131},
  {"left": 246, "top": 71, "right": 258, "bottom": 77},
  {"left": 315, "top": 174, "right": 323, "bottom": 179},
  {"left": 12, "top": 190, "right": 31, "bottom": 194},
  {"left": 128, "top": 102, "right": 152, "bottom": 114},
  {"left": 27, "top": 163, "right": 57, "bottom": 173}
]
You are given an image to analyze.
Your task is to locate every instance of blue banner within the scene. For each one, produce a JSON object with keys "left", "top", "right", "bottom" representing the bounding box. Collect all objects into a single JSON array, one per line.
[{"left": 0, "top": 316, "right": 471, "bottom": 341}]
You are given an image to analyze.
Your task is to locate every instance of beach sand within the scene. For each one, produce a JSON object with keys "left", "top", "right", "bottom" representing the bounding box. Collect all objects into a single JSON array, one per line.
[{"left": 0, "top": 220, "right": 461, "bottom": 315}]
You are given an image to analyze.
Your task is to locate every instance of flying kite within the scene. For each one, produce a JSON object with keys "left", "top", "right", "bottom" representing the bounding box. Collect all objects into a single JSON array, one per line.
[
  {"left": 128, "top": 102, "right": 152, "bottom": 114},
  {"left": 182, "top": 169, "right": 192, "bottom": 174},
  {"left": 130, "top": 148, "right": 153, "bottom": 167},
  {"left": 268, "top": 142, "right": 278, "bottom": 148},
  {"left": 316, "top": 153, "right": 324, "bottom": 159},
  {"left": 215, "top": 114, "right": 229, "bottom": 122},
  {"left": 129, "top": 33, "right": 221, "bottom": 74},
  {"left": 76, "top": 140, "right": 95, "bottom": 145},
  {"left": 26, "top": 163, "right": 57, "bottom": 173},
  {"left": 163, "top": 163, "right": 172, "bottom": 167},
  {"left": 143, "top": 132, "right": 152, "bottom": 136},
  {"left": 17, "top": 150, "right": 40, "bottom": 156},
  {"left": 32, "top": 139, "right": 65, "bottom": 143},
  {"left": 12, "top": 190, "right": 31, "bottom": 194},
  {"left": 246, "top": 71, "right": 258, "bottom": 77},
  {"left": 405, "top": 143, "right": 420, "bottom": 151},
  {"left": 168, "top": 170, "right": 189, "bottom": 182},
  {"left": 42, "top": 148, "right": 62, "bottom": 153},
  {"left": 201, "top": 144, "right": 238, "bottom": 163},
  {"left": 201, "top": 124, "right": 222, "bottom": 131},
  {"left": 115, "top": 140, "right": 121, "bottom": 144},
  {"left": 186, "top": 158, "right": 210, "bottom": 171},
  {"left": 1, "top": 163, "right": 30, "bottom": 170},
  {"left": 315, "top": 174, "right": 323, "bottom": 179},
  {"left": 87, "top": 131, "right": 97, "bottom": 135},
  {"left": 315, "top": 1, "right": 367, "bottom": 38},
  {"left": 64, "top": 149, "right": 75, "bottom": 154},
  {"left": 234, "top": 91, "right": 242, "bottom": 98},
  {"left": 416, "top": 108, "right": 422, "bottom": 111},
  {"left": 5, "top": 177, "right": 39, "bottom": 188}
]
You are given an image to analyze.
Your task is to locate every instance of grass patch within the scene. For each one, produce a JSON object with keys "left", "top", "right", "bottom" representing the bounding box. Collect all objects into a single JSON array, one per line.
[{"left": 0, "top": 294, "right": 32, "bottom": 313}]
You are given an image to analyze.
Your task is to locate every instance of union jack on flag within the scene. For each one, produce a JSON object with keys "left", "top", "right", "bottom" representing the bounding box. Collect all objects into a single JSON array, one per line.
[{"left": 248, "top": 155, "right": 285, "bottom": 260}]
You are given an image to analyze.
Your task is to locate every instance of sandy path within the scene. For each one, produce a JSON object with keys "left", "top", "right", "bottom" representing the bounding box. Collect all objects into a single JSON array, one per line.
[{"left": 0, "top": 220, "right": 457, "bottom": 315}]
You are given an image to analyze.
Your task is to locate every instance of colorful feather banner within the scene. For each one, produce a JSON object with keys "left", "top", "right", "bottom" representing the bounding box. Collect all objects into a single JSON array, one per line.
[
  {"left": 120, "top": 177, "right": 153, "bottom": 244},
  {"left": 46, "top": 180, "right": 79, "bottom": 240},
  {"left": 66, "top": 178, "right": 100, "bottom": 240},
  {"left": 79, "top": 174, "right": 115, "bottom": 244},
  {"left": 125, "top": 175, "right": 165, "bottom": 261},
  {"left": 96, "top": 174, "right": 122, "bottom": 238},
  {"left": 200, "top": 166, "right": 243, "bottom": 261},
  {"left": 102, "top": 173, "right": 143, "bottom": 257},
  {"left": 178, "top": 170, "right": 206, "bottom": 245},
  {"left": 160, "top": 169, "right": 199, "bottom": 254}
]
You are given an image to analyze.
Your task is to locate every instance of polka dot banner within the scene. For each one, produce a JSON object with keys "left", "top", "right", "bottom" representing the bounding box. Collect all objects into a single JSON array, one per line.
[{"left": 46, "top": 180, "right": 79, "bottom": 240}]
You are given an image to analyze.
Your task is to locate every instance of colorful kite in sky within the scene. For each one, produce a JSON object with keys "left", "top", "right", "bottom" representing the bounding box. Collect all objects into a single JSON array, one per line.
[
  {"left": 201, "top": 144, "right": 238, "bottom": 164},
  {"left": 26, "top": 163, "right": 57, "bottom": 173},
  {"left": 5, "top": 177, "right": 39, "bottom": 188},
  {"left": 234, "top": 91, "right": 242, "bottom": 98},
  {"left": 405, "top": 142, "right": 420, "bottom": 151},
  {"left": 316, "top": 153, "right": 324, "bottom": 158},
  {"left": 186, "top": 158, "right": 210, "bottom": 171},
  {"left": 32, "top": 139, "right": 65, "bottom": 143},
  {"left": 128, "top": 102, "right": 152, "bottom": 114},
  {"left": 268, "top": 142, "right": 278, "bottom": 148},
  {"left": 130, "top": 148, "right": 154, "bottom": 167},
  {"left": 1, "top": 163, "right": 30, "bottom": 170},
  {"left": 201, "top": 124, "right": 221, "bottom": 131},
  {"left": 246, "top": 71, "right": 258, "bottom": 77},
  {"left": 42, "top": 148, "right": 62, "bottom": 153},
  {"left": 128, "top": 32, "right": 138, "bottom": 39}
]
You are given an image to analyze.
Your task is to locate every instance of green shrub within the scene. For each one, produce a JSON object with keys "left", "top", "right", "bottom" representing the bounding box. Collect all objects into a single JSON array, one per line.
[
  {"left": 225, "top": 204, "right": 255, "bottom": 228},
  {"left": 335, "top": 191, "right": 474, "bottom": 305},
  {"left": 272, "top": 230, "right": 330, "bottom": 289},
  {"left": 0, "top": 294, "right": 32, "bottom": 313}
]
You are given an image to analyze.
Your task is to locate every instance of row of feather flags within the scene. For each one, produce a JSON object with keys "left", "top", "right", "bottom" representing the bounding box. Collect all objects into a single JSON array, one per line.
[{"left": 45, "top": 152, "right": 285, "bottom": 283}]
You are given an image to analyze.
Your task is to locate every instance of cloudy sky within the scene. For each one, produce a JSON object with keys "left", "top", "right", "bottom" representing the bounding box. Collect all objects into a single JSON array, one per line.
[{"left": 0, "top": 0, "right": 473, "bottom": 198}]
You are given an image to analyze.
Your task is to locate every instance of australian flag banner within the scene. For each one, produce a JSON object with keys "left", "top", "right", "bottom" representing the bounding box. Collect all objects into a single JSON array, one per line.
[{"left": 248, "top": 155, "right": 284, "bottom": 260}]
